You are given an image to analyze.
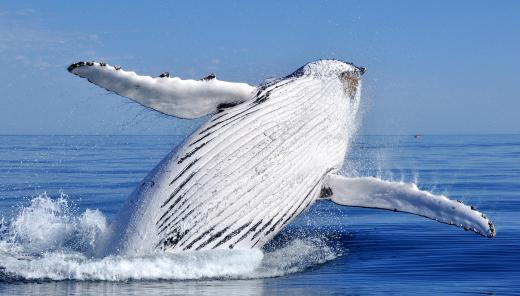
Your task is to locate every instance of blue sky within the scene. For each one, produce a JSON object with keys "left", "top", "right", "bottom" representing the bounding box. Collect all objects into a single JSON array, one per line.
[{"left": 0, "top": 1, "right": 518, "bottom": 135}]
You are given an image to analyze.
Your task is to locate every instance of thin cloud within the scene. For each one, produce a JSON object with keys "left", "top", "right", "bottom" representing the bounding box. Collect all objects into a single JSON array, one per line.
[
  {"left": 0, "top": 9, "right": 102, "bottom": 69},
  {"left": 16, "top": 8, "right": 36, "bottom": 16}
]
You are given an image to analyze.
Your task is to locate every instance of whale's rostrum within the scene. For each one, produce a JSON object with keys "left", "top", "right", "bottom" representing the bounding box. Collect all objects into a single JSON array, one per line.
[{"left": 67, "top": 59, "right": 494, "bottom": 256}]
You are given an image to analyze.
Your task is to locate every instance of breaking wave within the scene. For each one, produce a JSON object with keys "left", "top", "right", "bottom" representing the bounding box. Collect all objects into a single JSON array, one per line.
[{"left": 0, "top": 194, "right": 342, "bottom": 281}]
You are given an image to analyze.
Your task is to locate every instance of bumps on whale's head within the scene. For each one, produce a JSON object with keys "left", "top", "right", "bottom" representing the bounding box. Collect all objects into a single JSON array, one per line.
[
  {"left": 290, "top": 59, "right": 365, "bottom": 79},
  {"left": 288, "top": 60, "right": 365, "bottom": 100}
]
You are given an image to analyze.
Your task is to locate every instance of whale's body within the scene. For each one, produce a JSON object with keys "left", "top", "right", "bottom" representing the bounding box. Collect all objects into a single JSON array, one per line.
[{"left": 67, "top": 59, "right": 494, "bottom": 256}]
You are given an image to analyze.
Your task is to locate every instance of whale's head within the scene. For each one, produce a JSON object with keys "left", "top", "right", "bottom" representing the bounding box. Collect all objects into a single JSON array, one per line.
[
  {"left": 285, "top": 59, "right": 364, "bottom": 125},
  {"left": 289, "top": 59, "right": 365, "bottom": 101},
  {"left": 296, "top": 59, "right": 365, "bottom": 78}
]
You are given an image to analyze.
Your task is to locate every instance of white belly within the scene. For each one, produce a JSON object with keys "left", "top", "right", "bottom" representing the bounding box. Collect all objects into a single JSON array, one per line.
[{"left": 98, "top": 75, "right": 356, "bottom": 256}]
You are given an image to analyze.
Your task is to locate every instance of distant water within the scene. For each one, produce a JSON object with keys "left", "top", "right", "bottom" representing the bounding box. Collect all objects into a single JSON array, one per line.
[{"left": 0, "top": 135, "right": 519, "bottom": 295}]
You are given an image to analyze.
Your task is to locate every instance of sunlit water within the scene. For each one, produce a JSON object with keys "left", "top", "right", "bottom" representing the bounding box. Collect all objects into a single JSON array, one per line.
[{"left": 0, "top": 135, "right": 518, "bottom": 295}]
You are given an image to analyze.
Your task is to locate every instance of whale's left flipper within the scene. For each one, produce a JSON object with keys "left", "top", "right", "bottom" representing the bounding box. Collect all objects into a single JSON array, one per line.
[
  {"left": 68, "top": 61, "right": 256, "bottom": 119},
  {"left": 322, "top": 174, "right": 495, "bottom": 238}
]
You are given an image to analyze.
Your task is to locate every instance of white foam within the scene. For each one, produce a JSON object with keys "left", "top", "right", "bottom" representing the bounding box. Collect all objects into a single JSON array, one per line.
[
  {"left": 0, "top": 194, "right": 341, "bottom": 281},
  {"left": 5, "top": 193, "right": 107, "bottom": 256},
  {"left": 0, "top": 248, "right": 264, "bottom": 281}
]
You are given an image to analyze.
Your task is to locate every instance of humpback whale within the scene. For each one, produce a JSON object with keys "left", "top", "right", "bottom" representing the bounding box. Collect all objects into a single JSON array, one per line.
[{"left": 67, "top": 59, "right": 495, "bottom": 257}]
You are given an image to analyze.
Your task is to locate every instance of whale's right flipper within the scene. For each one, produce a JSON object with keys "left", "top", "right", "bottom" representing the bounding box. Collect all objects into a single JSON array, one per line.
[
  {"left": 322, "top": 174, "right": 495, "bottom": 238},
  {"left": 68, "top": 61, "right": 256, "bottom": 119}
]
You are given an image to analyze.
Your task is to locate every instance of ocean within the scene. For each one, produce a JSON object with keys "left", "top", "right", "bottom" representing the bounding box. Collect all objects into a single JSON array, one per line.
[{"left": 0, "top": 134, "right": 518, "bottom": 295}]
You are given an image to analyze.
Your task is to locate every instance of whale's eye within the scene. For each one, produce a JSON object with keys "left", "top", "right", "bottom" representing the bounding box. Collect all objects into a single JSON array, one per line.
[{"left": 340, "top": 71, "right": 359, "bottom": 98}]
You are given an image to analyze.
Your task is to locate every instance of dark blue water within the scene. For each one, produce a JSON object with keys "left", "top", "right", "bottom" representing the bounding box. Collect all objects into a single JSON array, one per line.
[{"left": 0, "top": 135, "right": 519, "bottom": 295}]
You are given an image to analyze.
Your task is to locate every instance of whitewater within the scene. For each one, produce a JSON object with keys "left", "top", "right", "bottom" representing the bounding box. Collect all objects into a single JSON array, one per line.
[{"left": 0, "top": 193, "right": 340, "bottom": 281}]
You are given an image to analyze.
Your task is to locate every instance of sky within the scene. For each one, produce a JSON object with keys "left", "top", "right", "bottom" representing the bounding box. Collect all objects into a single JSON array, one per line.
[{"left": 0, "top": 1, "right": 519, "bottom": 135}]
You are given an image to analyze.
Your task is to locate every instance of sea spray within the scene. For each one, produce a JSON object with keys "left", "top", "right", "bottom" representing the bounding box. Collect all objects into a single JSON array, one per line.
[
  {"left": 4, "top": 193, "right": 107, "bottom": 256},
  {"left": 0, "top": 193, "right": 342, "bottom": 281}
]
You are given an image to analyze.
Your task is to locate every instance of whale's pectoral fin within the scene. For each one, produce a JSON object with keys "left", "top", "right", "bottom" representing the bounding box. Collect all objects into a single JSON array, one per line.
[
  {"left": 67, "top": 61, "right": 256, "bottom": 119},
  {"left": 321, "top": 174, "right": 495, "bottom": 238}
]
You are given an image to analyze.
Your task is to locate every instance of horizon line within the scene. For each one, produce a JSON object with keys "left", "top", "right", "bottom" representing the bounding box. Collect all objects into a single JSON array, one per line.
[{"left": 0, "top": 133, "right": 519, "bottom": 137}]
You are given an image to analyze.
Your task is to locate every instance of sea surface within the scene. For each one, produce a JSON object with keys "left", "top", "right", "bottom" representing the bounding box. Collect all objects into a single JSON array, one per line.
[{"left": 0, "top": 134, "right": 518, "bottom": 295}]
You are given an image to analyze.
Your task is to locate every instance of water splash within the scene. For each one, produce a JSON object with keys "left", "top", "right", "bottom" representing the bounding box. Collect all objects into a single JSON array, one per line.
[
  {"left": 3, "top": 193, "right": 107, "bottom": 256},
  {"left": 0, "top": 194, "right": 341, "bottom": 281}
]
